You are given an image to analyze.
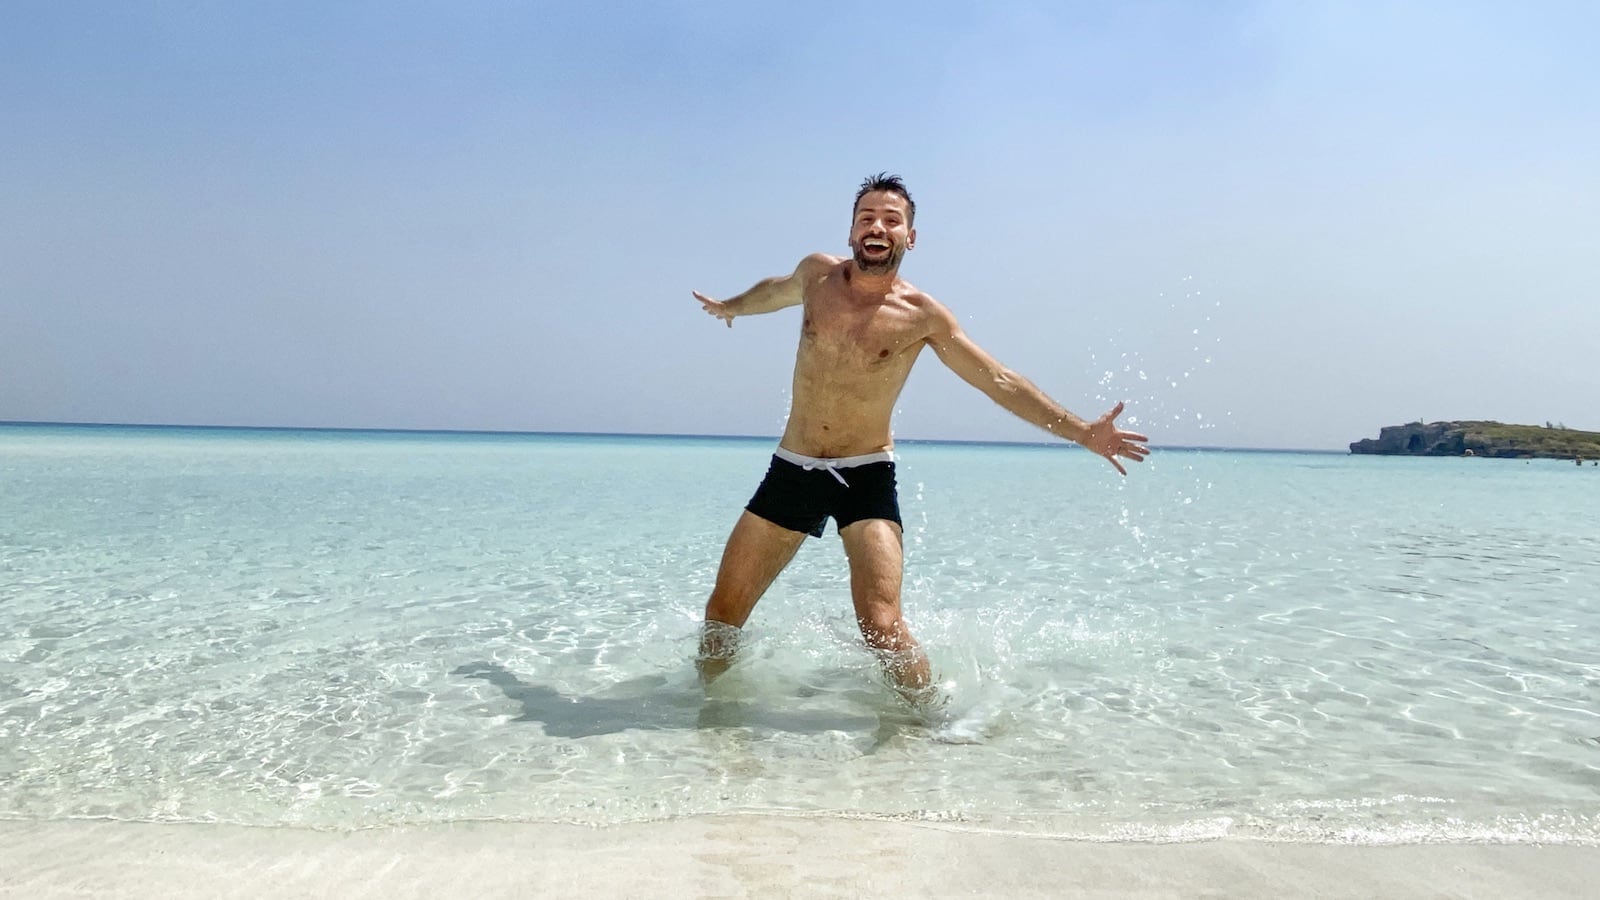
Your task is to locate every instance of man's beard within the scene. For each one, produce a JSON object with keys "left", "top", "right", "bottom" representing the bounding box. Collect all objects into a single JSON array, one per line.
[{"left": 851, "top": 241, "right": 903, "bottom": 275}]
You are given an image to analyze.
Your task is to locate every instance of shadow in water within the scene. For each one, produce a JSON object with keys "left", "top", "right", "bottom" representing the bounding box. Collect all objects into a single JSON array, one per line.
[{"left": 452, "top": 661, "right": 885, "bottom": 738}]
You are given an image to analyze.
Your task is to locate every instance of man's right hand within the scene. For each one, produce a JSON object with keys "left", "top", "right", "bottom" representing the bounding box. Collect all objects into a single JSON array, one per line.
[{"left": 694, "top": 291, "right": 734, "bottom": 328}]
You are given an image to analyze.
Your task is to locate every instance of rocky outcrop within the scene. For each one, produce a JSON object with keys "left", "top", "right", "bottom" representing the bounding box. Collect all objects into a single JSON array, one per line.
[
  {"left": 1350, "top": 421, "right": 1600, "bottom": 459},
  {"left": 1350, "top": 422, "right": 1466, "bottom": 456}
]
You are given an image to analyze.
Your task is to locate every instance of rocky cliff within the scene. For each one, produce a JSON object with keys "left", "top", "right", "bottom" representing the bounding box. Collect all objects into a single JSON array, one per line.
[{"left": 1350, "top": 421, "right": 1600, "bottom": 459}]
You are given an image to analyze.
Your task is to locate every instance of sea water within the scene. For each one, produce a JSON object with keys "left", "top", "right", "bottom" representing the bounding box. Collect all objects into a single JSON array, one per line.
[{"left": 1, "top": 424, "right": 1597, "bottom": 843}]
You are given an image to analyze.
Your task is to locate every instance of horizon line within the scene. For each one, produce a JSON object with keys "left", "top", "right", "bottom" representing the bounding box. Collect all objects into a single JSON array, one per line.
[{"left": 0, "top": 419, "right": 1345, "bottom": 455}]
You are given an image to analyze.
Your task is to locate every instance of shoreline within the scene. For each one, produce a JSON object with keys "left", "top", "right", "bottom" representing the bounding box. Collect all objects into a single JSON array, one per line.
[{"left": 4, "top": 816, "right": 1598, "bottom": 899}]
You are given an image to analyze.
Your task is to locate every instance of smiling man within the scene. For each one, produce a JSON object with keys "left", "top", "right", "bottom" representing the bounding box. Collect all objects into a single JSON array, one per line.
[{"left": 692, "top": 173, "right": 1148, "bottom": 701}]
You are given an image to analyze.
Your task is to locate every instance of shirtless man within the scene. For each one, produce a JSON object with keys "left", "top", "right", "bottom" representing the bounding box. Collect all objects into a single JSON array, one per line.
[{"left": 693, "top": 173, "right": 1149, "bottom": 699}]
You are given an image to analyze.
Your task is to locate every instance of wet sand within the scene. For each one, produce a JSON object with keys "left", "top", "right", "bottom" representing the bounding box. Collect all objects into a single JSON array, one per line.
[{"left": 3, "top": 816, "right": 1597, "bottom": 898}]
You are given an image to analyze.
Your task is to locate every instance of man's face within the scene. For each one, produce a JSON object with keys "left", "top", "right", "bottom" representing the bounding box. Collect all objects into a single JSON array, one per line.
[{"left": 849, "top": 191, "right": 916, "bottom": 275}]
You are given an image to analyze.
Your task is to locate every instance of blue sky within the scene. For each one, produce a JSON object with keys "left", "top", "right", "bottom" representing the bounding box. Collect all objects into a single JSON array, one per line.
[{"left": 4, "top": 1, "right": 1596, "bottom": 449}]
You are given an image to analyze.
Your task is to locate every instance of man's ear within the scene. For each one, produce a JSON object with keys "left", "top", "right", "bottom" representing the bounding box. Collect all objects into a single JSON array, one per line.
[{"left": 907, "top": 227, "right": 917, "bottom": 250}]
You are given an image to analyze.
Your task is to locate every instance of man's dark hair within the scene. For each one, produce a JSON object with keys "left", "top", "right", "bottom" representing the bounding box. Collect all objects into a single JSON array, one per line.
[{"left": 854, "top": 172, "right": 915, "bottom": 224}]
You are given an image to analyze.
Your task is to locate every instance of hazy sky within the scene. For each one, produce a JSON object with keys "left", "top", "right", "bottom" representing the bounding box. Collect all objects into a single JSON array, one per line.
[{"left": 4, "top": 1, "right": 1596, "bottom": 449}]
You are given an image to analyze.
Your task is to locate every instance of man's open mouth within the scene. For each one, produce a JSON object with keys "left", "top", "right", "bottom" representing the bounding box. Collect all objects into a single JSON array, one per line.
[{"left": 863, "top": 239, "right": 890, "bottom": 254}]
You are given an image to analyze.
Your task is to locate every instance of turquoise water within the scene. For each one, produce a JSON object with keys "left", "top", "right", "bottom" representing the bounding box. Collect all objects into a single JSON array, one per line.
[{"left": 2, "top": 424, "right": 1597, "bottom": 843}]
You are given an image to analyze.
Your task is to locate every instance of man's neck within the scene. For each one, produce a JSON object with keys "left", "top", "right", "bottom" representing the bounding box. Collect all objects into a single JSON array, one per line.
[{"left": 844, "top": 262, "right": 899, "bottom": 297}]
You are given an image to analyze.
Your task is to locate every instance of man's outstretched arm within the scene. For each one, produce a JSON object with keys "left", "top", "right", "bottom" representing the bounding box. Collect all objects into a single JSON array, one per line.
[
  {"left": 694, "top": 254, "right": 833, "bottom": 327},
  {"left": 926, "top": 304, "right": 1150, "bottom": 474}
]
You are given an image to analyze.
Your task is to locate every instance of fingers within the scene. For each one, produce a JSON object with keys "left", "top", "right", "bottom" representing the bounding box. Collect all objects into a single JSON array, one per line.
[
  {"left": 692, "top": 290, "right": 734, "bottom": 327},
  {"left": 1093, "top": 401, "right": 1150, "bottom": 469},
  {"left": 1101, "top": 401, "right": 1148, "bottom": 445},
  {"left": 1102, "top": 436, "right": 1152, "bottom": 474},
  {"left": 1102, "top": 401, "right": 1149, "bottom": 454},
  {"left": 1107, "top": 440, "right": 1149, "bottom": 473}
]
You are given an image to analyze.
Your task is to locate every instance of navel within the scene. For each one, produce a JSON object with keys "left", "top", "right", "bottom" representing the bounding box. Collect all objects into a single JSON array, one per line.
[{"left": 877, "top": 349, "right": 890, "bottom": 358}]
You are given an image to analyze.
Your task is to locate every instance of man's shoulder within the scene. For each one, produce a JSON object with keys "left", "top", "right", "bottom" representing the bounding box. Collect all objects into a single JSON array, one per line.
[
  {"left": 894, "top": 282, "right": 958, "bottom": 337},
  {"left": 797, "top": 252, "right": 846, "bottom": 276}
]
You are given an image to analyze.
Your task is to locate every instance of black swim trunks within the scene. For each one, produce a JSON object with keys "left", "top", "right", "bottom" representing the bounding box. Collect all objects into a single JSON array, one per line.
[{"left": 745, "top": 449, "right": 902, "bottom": 537}]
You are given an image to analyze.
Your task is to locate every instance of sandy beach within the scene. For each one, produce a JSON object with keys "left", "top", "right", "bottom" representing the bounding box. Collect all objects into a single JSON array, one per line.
[{"left": 3, "top": 817, "right": 1597, "bottom": 899}]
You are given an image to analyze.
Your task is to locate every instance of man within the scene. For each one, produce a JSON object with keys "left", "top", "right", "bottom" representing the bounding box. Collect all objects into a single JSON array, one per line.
[{"left": 693, "top": 173, "right": 1148, "bottom": 701}]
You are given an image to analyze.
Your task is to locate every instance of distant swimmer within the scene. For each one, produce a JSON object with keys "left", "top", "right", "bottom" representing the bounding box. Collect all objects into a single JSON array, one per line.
[{"left": 690, "top": 173, "right": 1149, "bottom": 704}]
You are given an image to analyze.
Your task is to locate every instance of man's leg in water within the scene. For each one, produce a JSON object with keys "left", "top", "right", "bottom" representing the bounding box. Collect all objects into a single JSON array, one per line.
[
  {"left": 698, "top": 510, "right": 807, "bottom": 682},
  {"left": 839, "top": 518, "right": 933, "bottom": 698}
]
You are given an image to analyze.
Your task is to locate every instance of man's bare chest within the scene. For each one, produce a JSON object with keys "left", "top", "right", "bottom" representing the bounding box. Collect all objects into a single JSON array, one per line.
[{"left": 798, "top": 296, "right": 922, "bottom": 367}]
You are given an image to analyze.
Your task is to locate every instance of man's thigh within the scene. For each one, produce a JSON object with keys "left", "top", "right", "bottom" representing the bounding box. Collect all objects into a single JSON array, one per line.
[
  {"left": 706, "top": 511, "right": 807, "bottom": 626},
  {"left": 839, "top": 518, "right": 905, "bottom": 622}
]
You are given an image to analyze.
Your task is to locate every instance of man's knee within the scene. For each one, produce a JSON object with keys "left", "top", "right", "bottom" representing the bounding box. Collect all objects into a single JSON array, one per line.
[{"left": 856, "top": 608, "right": 911, "bottom": 649}]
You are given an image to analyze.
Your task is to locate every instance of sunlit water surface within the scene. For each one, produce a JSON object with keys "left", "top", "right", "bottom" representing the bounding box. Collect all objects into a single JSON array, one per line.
[{"left": 2, "top": 425, "right": 1597, "bottom": 843}]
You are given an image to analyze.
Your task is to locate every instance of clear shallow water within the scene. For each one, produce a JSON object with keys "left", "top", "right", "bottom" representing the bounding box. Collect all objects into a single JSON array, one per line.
[{"left": 2, "top": 424, "right": 1597, "bottom": 843}]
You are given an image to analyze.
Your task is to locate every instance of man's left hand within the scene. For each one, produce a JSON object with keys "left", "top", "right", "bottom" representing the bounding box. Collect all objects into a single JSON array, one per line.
[{"left": 1083, "top": 401, "right": 1150, "bottom": 476}]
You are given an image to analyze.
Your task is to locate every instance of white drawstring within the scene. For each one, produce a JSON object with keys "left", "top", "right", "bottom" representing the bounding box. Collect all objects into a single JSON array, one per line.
[
  {"left": 810, "top": 461, "right": 852, "bottom": 486},
  {"left": 773, "top": 447, "right": 895, "bottom": 487}
]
